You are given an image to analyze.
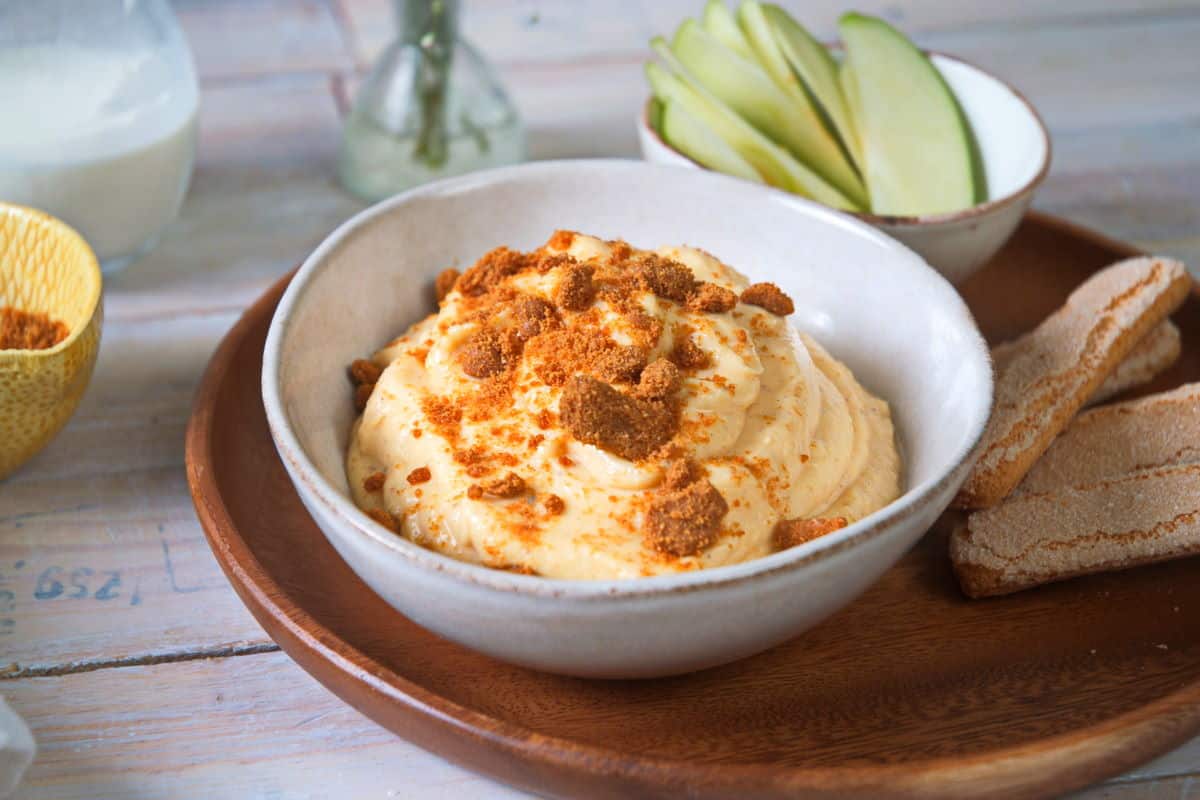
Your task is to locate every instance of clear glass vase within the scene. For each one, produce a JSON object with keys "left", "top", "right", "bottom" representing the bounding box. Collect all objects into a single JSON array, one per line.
[
  {"left": 338, "top": 0, "right": 525, "bottom": 202},
  {"left": 0, "top": 0, "right": 199, "bottom": 274}
]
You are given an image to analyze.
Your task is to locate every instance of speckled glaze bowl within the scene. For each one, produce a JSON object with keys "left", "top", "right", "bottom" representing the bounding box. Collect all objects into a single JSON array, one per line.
[
  {"left": 0, "top": 204, "right": 103, "bottom": 480},
  {"left": 263, "top": 160, "right": 992, "bottom": 678}
]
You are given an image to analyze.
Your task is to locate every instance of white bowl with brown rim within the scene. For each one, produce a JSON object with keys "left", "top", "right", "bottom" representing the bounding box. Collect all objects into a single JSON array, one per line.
[
  {"left": 262, "top": 159, "right": 992, "bottom": 678},
  {"left": 638, "top": 52, "right": 1052, "bottom": 285}
]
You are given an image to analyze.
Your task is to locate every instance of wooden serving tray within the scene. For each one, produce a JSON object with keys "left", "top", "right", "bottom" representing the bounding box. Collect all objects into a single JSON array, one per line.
[{"left": 186, "top": 212, "right": 1200, "bottom": 800}]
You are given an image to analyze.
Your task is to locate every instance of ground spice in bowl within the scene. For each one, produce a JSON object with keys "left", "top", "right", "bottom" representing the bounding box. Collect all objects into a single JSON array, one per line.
[{"left": 0, "top": 306, "right": 70, "bottom": 350}]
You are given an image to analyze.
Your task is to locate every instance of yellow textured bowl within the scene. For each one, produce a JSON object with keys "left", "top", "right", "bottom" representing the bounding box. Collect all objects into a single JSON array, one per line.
[{"left": 0, "top": 204, "right": 102, "bottom": 480}]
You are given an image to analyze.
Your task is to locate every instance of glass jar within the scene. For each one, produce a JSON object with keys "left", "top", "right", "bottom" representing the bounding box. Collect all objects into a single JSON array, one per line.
[
  {"left": 338, "top": 0, "right": 525, "bottom": 201},
  {"left": 0, "top": 0, "right": 199, "bottom": 273}
]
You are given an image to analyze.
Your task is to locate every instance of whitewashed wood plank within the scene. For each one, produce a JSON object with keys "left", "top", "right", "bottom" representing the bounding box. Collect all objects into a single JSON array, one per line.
[
  {"left": 1107, "top": 737, "right": 1200, "bottom": 786},
  {"left": 3, "top": 644, "right": 1199, "bottom": 798},
  {"left": 337, "top": 0, "right": 1200, "bottom": 69},
  {"left": 5, "top": 650, "right": 527, "bottom": 800},
  {"left": 176, "top": 0, "right": 352, "bottom": 81},
  {"left": 1073, "top": 773, "right": 1200, "bottom": 799},
  {"left": 105, "top": 75, "right": 365, "bottom": 322},
  {"left": 0, "top": 312, "right": 273, "bottom": 673}
]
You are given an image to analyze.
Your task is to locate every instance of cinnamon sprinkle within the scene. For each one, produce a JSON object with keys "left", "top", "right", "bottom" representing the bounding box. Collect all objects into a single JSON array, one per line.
[{"left": 0, "top": 307, "right": 69, "bottom": 350}]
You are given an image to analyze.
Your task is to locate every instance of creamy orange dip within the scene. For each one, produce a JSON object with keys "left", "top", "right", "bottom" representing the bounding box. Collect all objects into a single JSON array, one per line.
[{"left": 346, "top": 231, "right": 901, "bottom": 579}]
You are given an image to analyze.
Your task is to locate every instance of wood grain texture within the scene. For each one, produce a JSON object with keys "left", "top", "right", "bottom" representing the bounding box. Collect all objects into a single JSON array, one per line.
[
  {"left": 0, "top": 312, "right": 272, "bottom": 672},
  {"left": 4, "top": 649, "right": 524, "bottom": 800},
  {"left": 183, "top": 216, "right": 1200, "bottom": 800}
]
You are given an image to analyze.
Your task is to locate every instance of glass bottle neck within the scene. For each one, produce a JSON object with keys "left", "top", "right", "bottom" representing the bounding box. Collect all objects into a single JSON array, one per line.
[{"left": 392, "top": 0, "right": 459, "bottom": 47}]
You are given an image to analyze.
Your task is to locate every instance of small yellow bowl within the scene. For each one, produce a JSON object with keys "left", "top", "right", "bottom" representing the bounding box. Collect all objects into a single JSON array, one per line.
[{"left": 0, "top": 204, "right": 103, "bottom": 480}]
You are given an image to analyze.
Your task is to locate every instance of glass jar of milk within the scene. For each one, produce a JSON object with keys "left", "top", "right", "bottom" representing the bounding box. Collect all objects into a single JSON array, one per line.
[{"left": 0, "top": 0, "right": 199, "bottom": 273}]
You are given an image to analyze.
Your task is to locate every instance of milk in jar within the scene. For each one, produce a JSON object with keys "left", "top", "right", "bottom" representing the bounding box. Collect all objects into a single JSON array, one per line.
[{"left": 0, "top": 1, "right": 198, "bottom": 272}]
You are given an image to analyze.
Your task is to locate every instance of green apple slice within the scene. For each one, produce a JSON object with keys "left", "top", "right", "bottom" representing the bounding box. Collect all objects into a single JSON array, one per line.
[
  {"left": 660, "top": 99, "right": 764, "bottom": 184},
  {"left": 839, "top": 13, "right": 975, "bottom": 215},
  {"left": 670, "top": 19, "right": 867, "bottom": 207},
  {"left": 701, "top": 0, "right": 755, "bottom": 61},
  {"left": 645, "top": 50, "right": 862, "bottom": 211},
  {"left": 839, "top": 60, "right": 863, "bottom": 163},
  {"left": 759, "top": 3, "right": 863, "bottom": 168}
]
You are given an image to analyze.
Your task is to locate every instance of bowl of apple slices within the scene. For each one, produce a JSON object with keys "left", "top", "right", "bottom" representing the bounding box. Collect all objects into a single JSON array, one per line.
[{"left": 638, "top": 2, "right": 1051, "bottom": 285}]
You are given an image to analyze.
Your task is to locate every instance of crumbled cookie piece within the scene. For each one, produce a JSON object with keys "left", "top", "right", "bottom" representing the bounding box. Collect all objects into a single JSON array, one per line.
[
  {"left": 547, "top": 229, "right": 577, "bottom": 251},
  {"left": 458, "top": 328, "right": 517, "bottom": 378},
  {"left": 527, "top": 329, "right": 645, "bottom": 386},
  {"left": 637, "top": 358, "right": 681, "bottom": 400},
  {"left": 406, "top": 467, "right": 432, "bottom": 485},
  {"left": 555, "top": 263, "right": 596, "bottom": 311},
  {"left": 513, "top": 295, "right": 559, "bottom": 341},
  {"left": 636, "top": 255, "right": 696, "bottom": 302},
  {"left": 644, "top": 479, "right": 728, "bottom": 557},
  {"left": 458, "top": 247, "right": 527, "bottom": 296},
  {"left": 363, "top": 472, "right": 387, "bottom": 492},
  {"left": 669, "top": 335, "right": 711, "bottom": 370},
  {"left": 624, "top": 310, "right": 665, "bottom": 349},
  {"left": 435, "top": 268, "right": 460, "bottom": 302},
  {"left": 354, "top": 383, "right": 374, "bottom": 411},
  {"left": 559, "top": 375, "right": 676, "bottom": 461},
  {"left": 596, "top": 344, "right": 647, "bottom": 384},
  {"left": 467, "top": 485, "right": 484, "bottom": 500},
  {"left": 366, "top": 508, "right": 398, "bottom": 532},
  {"left": 772, "top": 517, "right": 847, "bottom": 551},
  {"left": 687, "top": 282, "right": 738, "bottom": 313},
  {"left": 607, "top": 239, "right": 634, "bottom": 263},
  {"left": 349, "top": 359, "right": 381, "bottom": 385},
  {"left": 482, "top": 471, "right": 526, "bottom": 498},
  {"left": 543, "top": 494, "right": 566, "bottom": 515},
  {"left": 741, "top": 282, "right": 795, "bottom": 316},
  {"left": 661, "top": 459, "right": 701, "bottom": 491}
]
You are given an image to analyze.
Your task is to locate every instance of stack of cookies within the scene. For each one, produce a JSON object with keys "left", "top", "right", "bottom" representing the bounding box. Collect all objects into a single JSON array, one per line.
[{"left": 950, "top": 256, "right": 1199, "bottom": 597}]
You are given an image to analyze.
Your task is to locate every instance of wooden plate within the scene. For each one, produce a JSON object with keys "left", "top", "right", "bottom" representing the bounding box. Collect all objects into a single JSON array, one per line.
[{"left": 187, "top": 213, "right": 1200, "bottom": 800}]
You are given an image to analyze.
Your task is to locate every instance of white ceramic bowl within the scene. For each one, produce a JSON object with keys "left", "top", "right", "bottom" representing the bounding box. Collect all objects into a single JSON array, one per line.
[
  {"left": 638, "top": 52, "right": 1051, "bottom": 285},
  {"left": 263, "top": 159, "right": 992, "bottom": 678}
]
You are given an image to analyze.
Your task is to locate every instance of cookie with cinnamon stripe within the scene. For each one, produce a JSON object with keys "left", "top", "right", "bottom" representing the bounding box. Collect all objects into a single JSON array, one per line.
[
  {"left": 955, "top": 257, "right": 1190, "bottom": 509},
  {"left": 1017, "top": 382, "right": 1200, "bottom": 494},
  {"left": 1089, "top": 320, "right": 1182, "bottom": 405},
  {"left": 952, "top": 463, "right": 1200, "bottom": 597},
  {"left": 993, "top": 320, "right": 1181, "bottom": 408}
]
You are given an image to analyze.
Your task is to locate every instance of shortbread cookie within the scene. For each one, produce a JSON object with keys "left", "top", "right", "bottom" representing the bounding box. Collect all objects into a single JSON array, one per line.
[
  {"left": 955, "top": 257, "right": 1190, "bottom": 509},
  {"left": 951, "top": 463, "right": 1200, "bottom": 597},
  {"left": 993, "top": 321, "right": 1181, "bottom": 407},
  {"left": 1019, "top": 382, "right": 1200, "bottom": 493}
]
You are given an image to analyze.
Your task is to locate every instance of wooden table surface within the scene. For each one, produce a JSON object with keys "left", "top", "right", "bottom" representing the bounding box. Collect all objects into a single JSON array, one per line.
[{"left": 2, "top": 1, "right": 1198, "bottom": 797}]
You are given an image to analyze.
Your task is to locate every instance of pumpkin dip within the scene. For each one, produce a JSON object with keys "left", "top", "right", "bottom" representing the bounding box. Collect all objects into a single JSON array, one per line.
[{"left": 346, "top": 231, "right": 901, "bottom": 579}]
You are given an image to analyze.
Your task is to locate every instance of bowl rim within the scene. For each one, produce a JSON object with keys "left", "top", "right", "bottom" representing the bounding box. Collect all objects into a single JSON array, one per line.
[
  {"left": 639, "top": 49, "right": 1053, "bottom": 227},
  {"left": 262, "top": 158, "right": 993, "bottom": 602},
  {"left": 0, "top": 202, "right": 102, "bottom": 358}
]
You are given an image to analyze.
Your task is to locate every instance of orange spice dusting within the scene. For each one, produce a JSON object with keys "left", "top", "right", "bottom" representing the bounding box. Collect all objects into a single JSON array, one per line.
[
  {"left": 543, "top": 494, "right": 565, "bottom": 515},
  {"left": 547, "top": 229, "right": 576, "bottom": 250},
  {"left": 0, "top": 307, "right": 69, "bottom": 350},
  {"left": 363, "top": 472, "right": 386, "bottom": 492},
  {"left": 366, "top": 508, "right": 398, "bottom": 532},
  {"left": 406, "top": 467, "right": 431, "bottom": 485}
]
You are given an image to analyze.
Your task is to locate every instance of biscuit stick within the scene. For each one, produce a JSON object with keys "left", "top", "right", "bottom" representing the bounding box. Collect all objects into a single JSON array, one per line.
[
  {"left": 951, "top": 464, "right": 1200, "bottom": 598},
  {"left": 993, "top": 321, "right": 1181, "bottom": 407},
  {"left": 1018, "top": 382, "right": 1200, "bottom": 494},
  {"left": 954, "top": 257, "right": 1190, "bottom": 509}
]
